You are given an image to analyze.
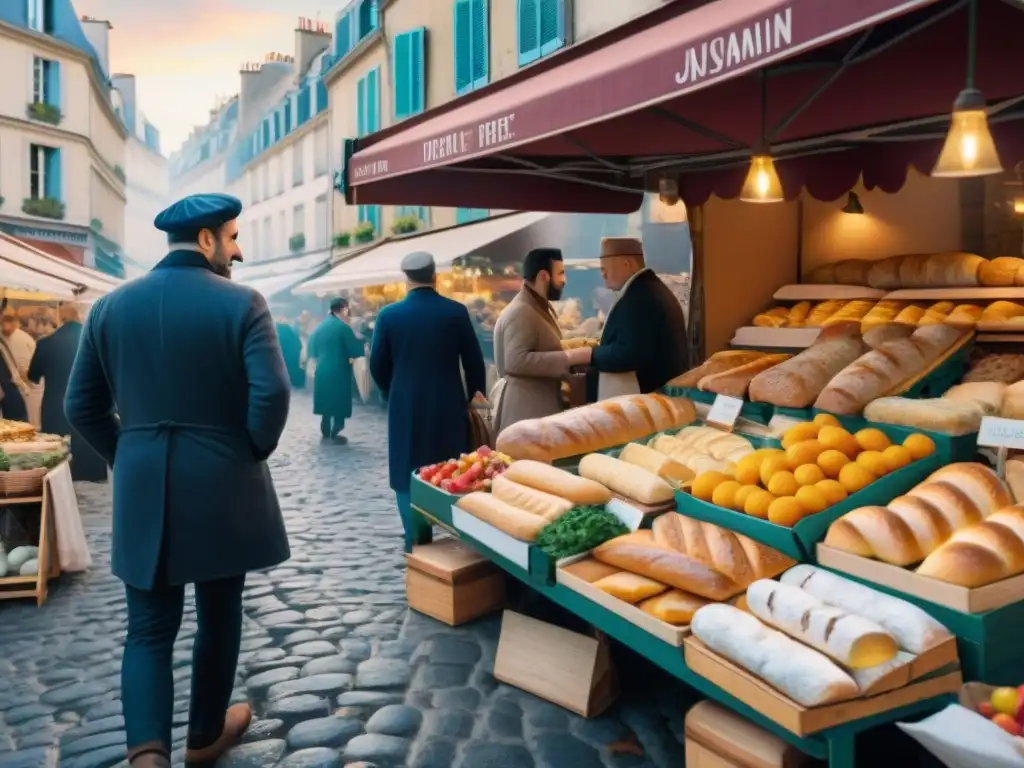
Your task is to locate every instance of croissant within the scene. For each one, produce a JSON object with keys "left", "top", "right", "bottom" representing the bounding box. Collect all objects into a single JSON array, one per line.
[{"left": 917, "top": 507, "right": 1024, "bottom": 587}]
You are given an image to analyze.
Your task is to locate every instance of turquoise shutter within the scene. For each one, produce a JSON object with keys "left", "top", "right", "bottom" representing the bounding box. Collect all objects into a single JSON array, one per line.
[
  {"left": 393, "top": 31, "right": 412, "bottom": 119},
  {"left": 539, "top": 0, "right": 565, "bottom": 56},
  {"left": 369, "top": 0, "right": 378, "bottom": 31},
  {"left": 45, "top": 149, "right": 61, "bottom": 201},
  {"left": 453, "top": 0, "right": 472, "bottom": 95},
  {"left": 471, "top": 0, "right": 489, "bottom": 89},
  {"left": 371, "top": 205, "right": 381, "bottom": 235},
  {"left": 409, "top": 29, "right": 425, "bottom": 114},
  {"left": 368, "top": 67, "right": 379, "bottom": 132},
  {"left": 356, "top": 75, "right": 366, "bottom": 136},
  {"left": 335, "top": 12, "right": 351, "bottom": 56},
  {"left": 47, "top": 60, "right": 61, "bottom": 108},
  {"left": 518, "top": 0, "right": 540, "bottom": 66}
]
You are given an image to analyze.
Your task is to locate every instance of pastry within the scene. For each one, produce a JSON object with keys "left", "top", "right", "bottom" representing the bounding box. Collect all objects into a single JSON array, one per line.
[{"left": 916, "top": 506, "right": 1024, "bottom": 587}]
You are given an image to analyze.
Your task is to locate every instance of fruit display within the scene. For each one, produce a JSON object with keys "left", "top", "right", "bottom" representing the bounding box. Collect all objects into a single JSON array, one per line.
[
  {"left": 972, "top": 685, "right": 1024, "bottom": 736},
  {"left": 689, "top": 413, "right": 936, "bottom": 527},
  {"left": 418, "top": 446, "right": 513, "bottom": 494}
]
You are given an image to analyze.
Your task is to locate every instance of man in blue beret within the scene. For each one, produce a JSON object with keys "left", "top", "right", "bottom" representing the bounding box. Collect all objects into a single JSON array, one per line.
[{"left": 65, "top": 192, "right": 292, "bottom": 767}]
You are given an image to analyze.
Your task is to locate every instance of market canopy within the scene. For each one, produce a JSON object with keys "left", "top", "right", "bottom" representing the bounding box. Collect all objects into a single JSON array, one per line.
[
  {"left": 233, "top": 250, "right": 334, "bottom": 301},
  {"left": 0, "top": 233, "right": 121, "bottom": 300},
  {"left": 295, "top": 212, "right": 549, "bottom": 296},
  {"left": 345, "top": 0, "right": 1024, "bottom": 212}
]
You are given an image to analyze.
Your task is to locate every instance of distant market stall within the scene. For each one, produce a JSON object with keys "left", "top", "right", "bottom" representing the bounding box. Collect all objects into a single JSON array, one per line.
[{"left": 0, "top": 233, "right": 122, "bottom": 301}]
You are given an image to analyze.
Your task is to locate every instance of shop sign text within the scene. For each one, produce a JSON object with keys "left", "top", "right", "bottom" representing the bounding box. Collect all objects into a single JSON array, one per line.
[
  {"left": 675, "top": 7, "right": 793, "bottom": 86},
  {"left": 422, "top": 112, "right": 516, "bottom": 164}
]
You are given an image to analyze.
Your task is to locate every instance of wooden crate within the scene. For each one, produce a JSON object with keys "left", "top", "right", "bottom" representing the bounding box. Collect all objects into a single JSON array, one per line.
[
  {"left": 405, "top": 538, "right": 505, "bottom": 626},
  {"left": 684, "top": 700, "right": 811, "bottom": 768}
]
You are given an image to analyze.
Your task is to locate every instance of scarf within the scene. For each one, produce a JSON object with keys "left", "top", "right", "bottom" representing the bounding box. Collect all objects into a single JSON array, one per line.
[{"left": 522, "top": 284, "right": 561, "bottom": 336}]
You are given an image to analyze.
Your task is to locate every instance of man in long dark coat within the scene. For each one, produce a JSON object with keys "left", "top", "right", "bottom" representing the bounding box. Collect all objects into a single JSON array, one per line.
[
  {"left": 369, "top": 251, "right": 486, "bottom": 551},
  {"left": 27, "top": 302, "right": 107, "bottom": 480},
  {"left": 65, "top": 193, "right": 291, "bottom": 768},
  {"left": 275, "top": 317, "right": 305, "bottom": 388},
  {"left": 307, "top": 297, "right": 363, "bottom": 443}
]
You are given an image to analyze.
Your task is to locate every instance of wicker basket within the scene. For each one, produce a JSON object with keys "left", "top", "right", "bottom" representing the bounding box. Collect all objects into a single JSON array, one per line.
[{"left": 0, "top": 468, "right": 47, "bottom": 497}]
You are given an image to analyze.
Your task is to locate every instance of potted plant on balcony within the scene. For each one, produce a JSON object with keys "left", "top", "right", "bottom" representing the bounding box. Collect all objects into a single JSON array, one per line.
[
  {"left": 391, "top": 214, "right": 421, "bottom": 235},
  {"left": 90, "top": 218, "right": 103, "bottom": 232},
  {"left": 113, "top": 166, "right": 126, "bottom": 183},
  {"left": 288, "top": 232, "right": 306, "bottom": 253},
  {"left": 333, "top": 232, "right": 351, "bottom": 248},
  {"left": 26, "top": 101, "right": 62, "bottom": 125},
  {"left": 352, "top": 221, "right": 375, "bottom": 244},
  {"left": 22, "top": 197, "right": 65, "bottom": 220}
]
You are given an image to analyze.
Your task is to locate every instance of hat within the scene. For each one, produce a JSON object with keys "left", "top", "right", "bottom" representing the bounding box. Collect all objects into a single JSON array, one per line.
[
  {"left": 329, "top": 297, "right": 348, "bottom": 313},
  {"left": 401, "top": 251, "right": 435, "bottom": 274},
  {"left": 600, "top": 237, "right": 644, "bottom": 258},
  {"left": 154, "top": 193, "right": 243, "bottom": 234}
]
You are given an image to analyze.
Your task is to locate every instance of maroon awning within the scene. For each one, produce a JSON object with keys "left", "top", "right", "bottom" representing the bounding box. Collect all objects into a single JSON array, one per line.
[{"left": 346, "top": 0, "right": 1024, "bottom": 213}]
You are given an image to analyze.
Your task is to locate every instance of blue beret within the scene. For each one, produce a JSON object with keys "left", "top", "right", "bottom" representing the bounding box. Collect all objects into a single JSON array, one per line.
[{"left": 154, "top": 193, "right": 242, "bottom": 233}]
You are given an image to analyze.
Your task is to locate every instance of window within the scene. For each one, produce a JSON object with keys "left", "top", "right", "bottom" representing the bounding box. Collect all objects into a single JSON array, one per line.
[
  {"left": 250, "top": 170, "right": 259, "bottom": 204},
  {"left": 316, "top": 77, "right": 328, "bottom": 113},
  {"left": 313, "top": 127, "right": 328, "bottom": 177},
  {"left": 518, "top": 0, "right": 565, "bottom": 67},
  {"left": 27, "top": 0, "right": 53, "bottom": 34},
  {"left": 356, "top": 67, "right": 380, "bottom": 137},
  {"left": 250, "top": 221, "right": 259, "bottom": 261},
  {"left": 292, "top": 144, "right": 304, "bottom": 186},
  {"left": 397, "top": 206, "right": 429, "bottom": 225},
  {"left": 261, "top": 118, "right": 271, "bottom": 148},
  {"left": 279, "top": 211, "right": 287, "bottom": 254},
  {"left": 358, "top": 205, "right": 382, "bottom": 238},
  {"left": 272, "top": 155, "right": 283, "bottom": 195},
  {"left": 29, "top": 144, "right": 61, "bottom": 201},
  {"left": 456, "top": 208, "right": 488, "bottom": 225},
  {"left": 314, "top": 195, "right": 328, "bottom": 250},
  {"left": 357, "top": 0, "right": 378, "bottom": 39},
  {"left": 454, "top": 0, "right": 488, "bottom": 94},
  {"left": 297, "top": 84, "right": 311, "bottom": 124},
  {"left": 261, "top": 164, "right": 270, "bottom": 199},
  {"left": 262, "top": 216, "right": 272, "bottom": 262},
  {"left": 394, "top": 28, "right": 426, "bottom": 119},
  {"left": 335, "top": 10, "right": 352, "bottom": 57},
  {"left": 284, "top": 102, "right": 293, "bottom": 134},
  {"left": 32, "top": 57, "right": 60, "bottom": 107},
  {"left": 293, "top": 204, "right": 305, "bottom": 236}
]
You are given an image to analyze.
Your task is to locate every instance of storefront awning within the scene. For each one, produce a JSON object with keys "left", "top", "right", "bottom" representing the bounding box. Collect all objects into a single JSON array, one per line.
[
  {"left": 295, "top": 212, "right": 548, "bottom": 296},
  {"left": 0, "top": 233, "right": 121, "bottom": 300},
  {"left": 234, "top": 250, "right": 335, "bottom": 300},
  {"left": 346, "top": 0, "right": 1024, "bottom": 212}
]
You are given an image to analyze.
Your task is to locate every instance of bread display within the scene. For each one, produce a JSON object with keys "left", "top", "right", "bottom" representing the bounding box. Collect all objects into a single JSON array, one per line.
[
  {"left": 781, "top": 565, "right": 952, "bottom": 653},
  {"left": 979, "top": 257, "right": 1024, "bottom": 286},
  {"left": 669, "top": 350, "right": 766, "bottom": 388},
  {"left": 747, "top": 323, "right": 867, "bottom": 407},
  {"left": 963, "top": 353, "right": 1024, "bottom": 384},
  {"left": 690, "top": 603, "right": 860, "bottom": 706},
  {"left": 823, "top": 463, "right": 1010, "bottom": 565},
  {"left": 806, "top": 253, "right": 985, "bottom": 288},
  {"left": 637, "top": 589, "right": 710, "bottom": 624},
  {"left": 915, "top": 506, "right": 1024, "bottom": 587},
  {"left": 862, "top": 322, "right": 916, "bottom": 349},
  {"left": 979, "top": 300, "right": 1024, "bottom": 324},
  {"left": 698, "top": 354, "right": 791, "bottom": 397},
  {"left": 489, "top": 475, "right": 574, "bottom": 522},
  {"left": 943, "top": 381, "right": 1007, "bottom": 415},
  {"left": 814, "top": 324, "right": 963, "bottom": 415},
  {"left": 502, "top": 461, "right": 613, "bottom": 506},
  {"left": 592, "top": 572, "right": 668, "bottom": 603},
  {"left": 1003, "top": 381, "right": 1024, "bottom": 420},
  {"left": 577, "top": 453, "right": 674, "bottom": 506},
  {"left": 560, "top": 558, "right": 620, "bottom": 583},
  {"left": 862, "top": 397, "right": 984, "bottom": 435},
  {"left": 745, "top": 579, "right": 898, "bottom": 669},
  {"left": 617, "top": 442, "right": 695, "bottom": 486},
  {"left": 648, "top": 427, "right": 754, "bottom": 477},
  {"left": 455, "top": 492, "right": 548, "bottom": 541},
  {"left": 1007, "top": 459, "right": 1024, "bottom": 504},
  {"left": 496, "top": 394, "right": 697, "bottom": 462}
]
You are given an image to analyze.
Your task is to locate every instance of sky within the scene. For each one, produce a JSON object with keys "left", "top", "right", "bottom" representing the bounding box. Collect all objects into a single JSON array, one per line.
[{"left": 73, "top": 0, "right": 347, "bottom": 155}]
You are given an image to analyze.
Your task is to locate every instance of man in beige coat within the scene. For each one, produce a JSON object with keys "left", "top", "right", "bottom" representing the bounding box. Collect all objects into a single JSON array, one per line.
[{"left": 492, "top": 248, "right": 591, "bottom": 435}]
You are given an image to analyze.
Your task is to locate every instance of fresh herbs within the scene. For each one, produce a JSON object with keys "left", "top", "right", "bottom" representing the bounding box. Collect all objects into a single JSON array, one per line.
[
  {"left": 6, "top": 451, "right": 67, "bottom": 471},
  {"left": 536, "top": 506, "right": 628, "bottom": 560}
]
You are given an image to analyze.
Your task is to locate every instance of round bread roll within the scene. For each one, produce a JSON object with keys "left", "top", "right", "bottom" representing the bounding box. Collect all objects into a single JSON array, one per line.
[{"left": 979, "top": 257, "right": 1024, "bottom": 287}]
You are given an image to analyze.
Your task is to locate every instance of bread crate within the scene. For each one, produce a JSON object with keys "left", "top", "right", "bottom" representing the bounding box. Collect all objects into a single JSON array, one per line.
[{"left": 406, "top": 539, "right": 505, "bottom": 626}]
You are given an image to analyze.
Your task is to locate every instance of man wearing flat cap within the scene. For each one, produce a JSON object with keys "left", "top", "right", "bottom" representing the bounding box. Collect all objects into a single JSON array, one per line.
[
  {"left": 65, "top": 192, "right": 292, "bottom": 767},
  {"left": 307, "top": 297, "right": 364, "bottom": 442},
  {"left": 492, "top": 248, "right": 590, "bottom": 434},
  {"left": 588, "top": 237, "right": 689, "bottom": 401},
  {"left": 370, "top": 251, "right": 487, "bottom": 551}
]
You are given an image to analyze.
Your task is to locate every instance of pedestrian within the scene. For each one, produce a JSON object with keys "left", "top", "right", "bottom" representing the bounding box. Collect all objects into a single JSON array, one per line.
[
  {"left": 27, "top": 303, "right": 107, "bottom": 481},
  {"left": 587, "top": 237, "right": 689, "bottom": 402},
  {"left": 307, "top": 297, "right": 364, "bottom": 443},
  {"left": 275, "top": 316, "right": 306, "bottom": 389},
  {"left": 0, "top": 313, "right": 30, "bottom": 423},
  {"left": 491, "top": 248, "right": 591, "bottom": 435},
  {"left": 369, "top": 251, "right": 486, "bottom": 551},
  {"left": 64, "top": 192, "right": 292, "bottom": 768}
]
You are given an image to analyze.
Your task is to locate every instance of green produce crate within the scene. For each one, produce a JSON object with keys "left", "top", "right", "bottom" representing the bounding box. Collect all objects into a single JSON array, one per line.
[
  {"left": 662, "top": 386, "right": 774, "bottom": 425},
  {"left": 675, "top": 452, "right": 942, "bottom": 561}
]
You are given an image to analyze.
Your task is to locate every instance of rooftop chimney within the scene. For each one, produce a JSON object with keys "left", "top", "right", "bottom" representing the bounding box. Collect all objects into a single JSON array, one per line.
[
  {"left": 79, "top": 16, "right": 112, "bottom": 74},
  {"left": 294, "top": 16, "right": 331, "bottom": 81}
]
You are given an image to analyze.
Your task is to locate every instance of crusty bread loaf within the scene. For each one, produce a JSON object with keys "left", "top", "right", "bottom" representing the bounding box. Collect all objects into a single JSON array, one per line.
[
  {"left": 813, "top": 325, "right": 963, "bottom": 414},
  {"left": 669, "top": 351, "right": 764, "bottom": 388},
  {"left": 867, "top": 256, "right": 906, "bottom": 289},
  {"left": 578, "top": 453, "right": 674, "bottom": 505},
  {"left": 455, "top": 492, "right": 548, "bottom": 541},
  {"left": 746, "top": 579, "right": 898, "bottom": 669},
  {"left": 805, "top": 263, "right": 837, "bottom": 284},
  {"left": 698, "top": 354, "right": 791, "bottom": 397},
  {"left": 747, "top": 323, "right": 866, "bottom": 407},
  {"left": 898, "top": 254, "right": 932, "bottom": 288},
  {"left": 927, "top": 463, "right": 1013, "bottom": 516},
  {"left": 979, "top": 257, "right": 1024, "bottom": 287},
  {"left": 618, "top": 442, "right": 695, "bottom": 485},
  {"left": 490, "top": 475, "right": 574, "bottom": 521},
  {"left": 637, "top": 589, "right": 709, "bottom": 624},
  {"left": 833, "top": 259, "right": 873, "bottom": 285},
  {"left": 980, "top": 300, "right": 1024, "bottom": 323},
  {"left": 1001, "top": 381, "right": 1024, "bottom": 420},
  {"left": 781, "top": 565, "right": 952, "bottom": 653},
  {"left": 943, "top": 381, "right": 1007, "bottom": 415},
  {"left": 863, "top": 323, "right": 915, "bottom": 349},
  {"left": 592, "top": 572, "right": 668, "bottom": 603},
  {"left": 1007, "top": 459, "right": 1024, "bottom": 504},
  {"left": 502, "top": 461, "right": 612, "bottom": 505},
  {"left": 893, "top": 305, "right": 926, "bottom": 325},
  {"left": 495, "top": 394, "right": 697, "bottom": 462},
  {"left": 916, "top": 507, "right": 1024, "bottom": 587},
  {"left": 944, "top": 304, "right": 983, "bottom": 329},
  {"left": 926, "top": 252, "right": 984, "bottom": 286},
  {"left": 560, "top": 558, "right": 620, "bottom": 583},
  {"left": 862, "top": 396, "right": 984, "bottom": 435},
  {"left": 690, "top": 604, "right": 859, "bottom": 706}
]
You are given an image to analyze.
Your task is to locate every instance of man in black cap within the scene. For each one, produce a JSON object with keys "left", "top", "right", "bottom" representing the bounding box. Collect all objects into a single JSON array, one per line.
[
  {"left": 369, "top": 250, "right": 486, "bottom": 551},
  {"left": 65, "top": 192, "right": 292, "bottom": 767},
  {"left": 307, "top": 296, "right": 364, "bottom": 442}
]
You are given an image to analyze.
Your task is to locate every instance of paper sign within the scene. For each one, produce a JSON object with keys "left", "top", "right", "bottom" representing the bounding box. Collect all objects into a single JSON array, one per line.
[
  {"left": 605, "top": 498, "right": 645, "bottom": 531},
  {"left": 706, "top": 395, "right": 743, "bottom": 430},
  {"left": 978, "top": 417, "right": 1024, "bottom": 450}
]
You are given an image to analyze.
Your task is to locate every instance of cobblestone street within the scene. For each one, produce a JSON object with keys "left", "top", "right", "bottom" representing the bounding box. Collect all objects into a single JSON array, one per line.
[{"left": 0, "top": 395, "right": 689, "bottom": 768}]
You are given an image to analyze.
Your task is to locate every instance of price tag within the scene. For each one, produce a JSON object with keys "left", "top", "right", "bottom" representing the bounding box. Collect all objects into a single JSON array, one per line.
[
  {"left": 706, "top": 395, "right": 743, "bottom": 431},
  {"left": 769, "top": 414, "right": 804, "bottom": 434},
  {"left": 978, "top": 417, "right": 1024, "bottom": 450}
]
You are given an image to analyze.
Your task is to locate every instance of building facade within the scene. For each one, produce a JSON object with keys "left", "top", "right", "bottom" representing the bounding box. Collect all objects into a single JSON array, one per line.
[
  {"left": 0, "top": 1, "right": 129, "bottom": 275},
  {"left": 168, "top": 96, "right": 237, "bottom": 204}
]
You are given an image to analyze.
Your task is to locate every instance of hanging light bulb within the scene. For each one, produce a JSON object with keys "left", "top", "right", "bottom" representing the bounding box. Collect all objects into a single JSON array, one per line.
[
  {"left": 932, "top": 90, "right": 1003, "bottom": 177},
  {"left": 842, "top": 191, "right": 864, "bottom": 215},
  {"left": 740, "top": 144, "right": 784, "bottom": 203}
]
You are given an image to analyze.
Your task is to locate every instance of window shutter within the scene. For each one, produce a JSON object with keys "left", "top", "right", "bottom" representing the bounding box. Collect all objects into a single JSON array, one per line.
[
  {"left": 453, "top": 0, "right": 472, "bottom": 95},
  {"left": 316, "top": 79, "right": 327, "bottom": 112},
  {"left": 371, "top": 205, "right": 381, "bottom": 235},
  {"left": 336, "top": 12, "right": 351, "bottom": 56},
  {"left": 539, "top": 0, "right": 565, "bottom": 56},
  {"left": 48, "top": 60, "right": 61, "bottom": 108},
  {"left": 45, "top": 149, "right": 61, "bottom": 201},
  {"left": 410, "top": 28, "right": 425, "bottom": 114},
  {"left": 470, "top": 0, "right": 489, "bottom": 89},
  {"left": 369, "top": 0, "right": 379, "bottom": 31},
  {"left": 394, "top": 31, "right": 412, "bottom": 119},
  {"left": 518, "top": 0, "right": 540, "bottom": 66},
  {"left": 368, "top": 67, "right": 379, "bottom": 132},
  {"left": 356, "top": 76, "right": 366, "bottom": 136}
]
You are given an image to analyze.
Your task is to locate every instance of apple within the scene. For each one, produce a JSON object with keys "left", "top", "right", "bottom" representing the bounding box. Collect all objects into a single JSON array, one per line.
[
  {"left": 977, "top": 701, "right": 996, "bottom": 718},
  {"left": 992, "top": 687, "right": 1019, "bottom": 716},
  {"left": 992, "top": 713, "right": 1022, "bottom": 736}
]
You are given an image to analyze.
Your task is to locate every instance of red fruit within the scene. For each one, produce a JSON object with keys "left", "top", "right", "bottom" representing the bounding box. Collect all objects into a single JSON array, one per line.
[
  {"left": 440, "top": 479, "right": 454, "bottom": 491},
  {"left": 977, "top": 701, "right": 996, "bottom": 718},
  {"left": 477, "top": 446, "right": 492, "bottom": 456},
  {"left": 992, "top": 713, "right": 1022, "bottom": 736}
]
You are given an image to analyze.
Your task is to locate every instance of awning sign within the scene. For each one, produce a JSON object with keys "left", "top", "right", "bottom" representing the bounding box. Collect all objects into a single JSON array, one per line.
[{"left": 675, "top": 8, "right": 793, "bottom": 85}]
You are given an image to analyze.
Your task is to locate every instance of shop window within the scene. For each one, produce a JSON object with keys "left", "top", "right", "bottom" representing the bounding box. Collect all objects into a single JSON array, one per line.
[
  {"left": 518, "top": 0, "right": 566, "bottom": 67},
  {"left": 454, "top": 0, "right": 489, "bottom": 95},
  {"left": 359, "top": 204, "right": 382, "bottom": 236},
  {"left": 393, "top": 28, "right": 426, "bottom": 120},
  {"left": 29, "top": 144, "right": 61, "bottom": 201},
  {"left": 356, "top": 66, "right": 380, "bottom": 137},
  {"left": 27, "top": 0, "right": 54, "bottom": 34},
  {"left": 32, "top": 57, "right": 60, "bottom": 108},
  {"left": 456, "top": 208, "right": 487, "bottom": 225}
]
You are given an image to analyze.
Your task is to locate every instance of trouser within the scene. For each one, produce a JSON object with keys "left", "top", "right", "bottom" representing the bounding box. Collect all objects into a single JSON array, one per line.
[
  {"left": 396, "top": 492, "right": 432, "bottom": 553},
  {"left": 320, "top": 415, "right": 345, "bottom": 437},
  {"left": 122, "top": 574, "right": 246, "bottom": 753}
]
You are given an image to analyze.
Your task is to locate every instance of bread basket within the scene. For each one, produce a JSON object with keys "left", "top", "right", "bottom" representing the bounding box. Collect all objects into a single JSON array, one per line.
[{"left": 0, "top": 468, "right": 47, "bottom": 497}]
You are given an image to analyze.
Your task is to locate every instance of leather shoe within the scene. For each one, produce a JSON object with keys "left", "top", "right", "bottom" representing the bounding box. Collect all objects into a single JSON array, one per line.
[{"left": 184, "top": 703, "right": 252, "bottom": 765}]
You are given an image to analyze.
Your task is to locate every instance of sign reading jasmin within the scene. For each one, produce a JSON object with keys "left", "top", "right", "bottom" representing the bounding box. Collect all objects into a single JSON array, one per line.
[{"left": 675, "top": 7, "right": 793, "bottom": 85}]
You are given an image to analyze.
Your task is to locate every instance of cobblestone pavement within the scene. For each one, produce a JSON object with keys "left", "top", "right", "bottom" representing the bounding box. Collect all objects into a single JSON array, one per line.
[{"left": 0, "top": 395, "right": 690, "bottom": 768}]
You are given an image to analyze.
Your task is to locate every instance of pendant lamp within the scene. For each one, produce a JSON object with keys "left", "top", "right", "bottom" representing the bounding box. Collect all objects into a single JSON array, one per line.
[
  {"left": 933, "top": 0, "right": 1003, "bottom": 177},
  {"left": 741, "top": 73, "right": 784, "bottom": 203},
  {"left": 842, "top": 191, "right": 864, "bottom": 214}
]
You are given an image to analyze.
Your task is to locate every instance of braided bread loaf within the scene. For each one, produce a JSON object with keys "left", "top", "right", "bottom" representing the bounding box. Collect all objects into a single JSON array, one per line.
[
  {"left": 916, "top": 507, "right": 1024, "bottom": 587},
  {"left": 824, "top": 463, "right": 1012, "bottom": 565}
]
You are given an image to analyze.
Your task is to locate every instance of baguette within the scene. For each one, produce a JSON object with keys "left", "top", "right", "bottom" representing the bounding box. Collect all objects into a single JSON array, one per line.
[
  {"left": 592, "top": 531, "right": 744, "bottom": 600},
  {"left": 495, "top": 394, "right": 697, "bottom": 462},
  {"left": 455, "top": 492, "right": 547, "bottom": 541},
  {"left": 637, "top": 589, "right": 710, "bottom": 625},
  {"left": 781, "top": 565, "right": 952, "bottom": 653},
  {"left": 866, "top": 256, "right": 906, "bottom": 289},
  {"left": 560, "top": 558, "right": 621, "bottom": 583},
  {"left": 863, "top": 323, "right": 915, "bottom": 349},
  {"left": 502, "top": 460, "right": 612, "bottom": 506},
  {"left": 746, "top": 579, "right": 898, "bottom": 669},
  {"left": 690, "top": 604, "right": 859, "bottom": 706},
  {"left": 943, "top": 382, "right": 1006, "bottom": 415},
  {"left": 698, "top": 354, "right": 790, "bottom": 398},
  {"left": 669, "top": 351, "right": 765, "bottom": 388},
  {"left": 592, "top": 572, "right": 668, "bottom": 603},
  {"left": 747, "top": 323, "right": 866, "bottom": 407},
  {"left": 862, "top": 397, "right": 984, "bottom": 435},
  {"left": 578, "top": 453, "right": 674, "bottom": 505},
  {"left": 618, "top": 442, "right": 695, "bottom": 486},
  {"left": 916, "top": 506, "right": 1024, "bottom": 587},
  {"left": 490, "top": 475, "right": 574, "bottom": 522}
]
